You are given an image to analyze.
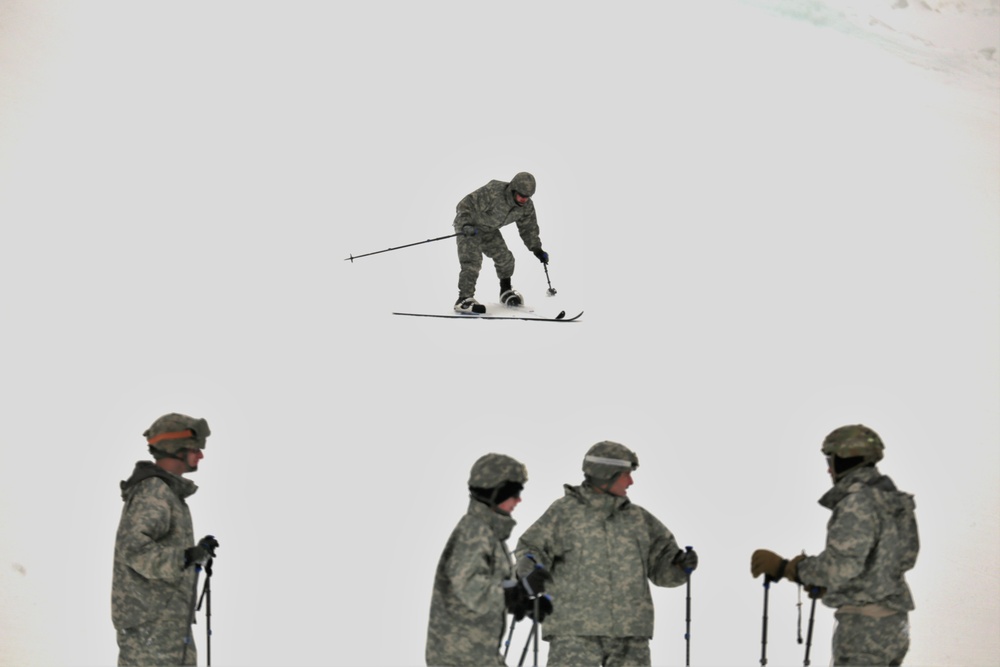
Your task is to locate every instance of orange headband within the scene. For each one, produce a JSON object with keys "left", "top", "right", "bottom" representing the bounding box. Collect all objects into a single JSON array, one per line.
[{"left": 147, "top": 429, "right": 195, "bottom": 445}]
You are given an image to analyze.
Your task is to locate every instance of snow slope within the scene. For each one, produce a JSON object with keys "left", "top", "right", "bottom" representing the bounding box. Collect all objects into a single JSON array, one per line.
[{"left": 0, "top": 1, "right": 997, "bottom": 665}]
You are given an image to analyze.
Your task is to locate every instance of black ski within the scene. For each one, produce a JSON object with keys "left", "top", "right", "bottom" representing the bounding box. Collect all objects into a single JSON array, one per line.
[{"left": 393, "top": 310, "right": 583, "bottom": 322}]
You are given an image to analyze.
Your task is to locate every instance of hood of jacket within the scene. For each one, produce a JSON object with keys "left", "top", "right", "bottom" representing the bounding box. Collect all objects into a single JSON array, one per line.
[
  {"left": 818, "top": 465, "right": 893, "bottom": 509},
  {"left": 120, "top": 460, "right": 198, "bottom": 502},
  {"left": 564, "top": 482, "right": 631, "bottom": 517}
]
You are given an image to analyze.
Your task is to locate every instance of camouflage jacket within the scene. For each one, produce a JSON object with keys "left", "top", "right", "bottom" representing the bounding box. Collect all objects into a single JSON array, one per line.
[
  {"left": 797, "top": 466, "right": 919, "bottom": 612},
  {"left": 426, "top": 498, "right": 516, "bottom": 667},
  {"left": 112, "top": 461, "right": 198, "bottom": 630},
  {"left": 453, "top": 180, "right": 542, "bottom": 251},
  {"left": 514, "top": 484, "right": 687, "bottom": 640}
]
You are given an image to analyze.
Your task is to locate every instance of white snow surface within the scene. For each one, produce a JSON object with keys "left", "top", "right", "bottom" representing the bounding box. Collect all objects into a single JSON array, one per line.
[{"left": 0, "top": 1, "right": 997, "bottom": 666}]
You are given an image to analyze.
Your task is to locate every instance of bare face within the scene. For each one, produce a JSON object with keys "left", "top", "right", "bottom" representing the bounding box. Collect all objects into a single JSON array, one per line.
[
  {"left": 607, "top": 470, "right": 634, "bottom": 497},
  {"left": 497, "top": 495, "right": 521, "bottom": 513},
  {"left": 183, "top": 448, "right": 204, "bottom": 472}
]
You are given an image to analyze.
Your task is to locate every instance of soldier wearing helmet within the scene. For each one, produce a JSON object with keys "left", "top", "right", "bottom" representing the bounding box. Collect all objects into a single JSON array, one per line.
[
  {"left": 426, "top": 453, "right": 530, "bottom": 666},
  {"left": 452, "top": 171, "right": 550, "bottom": 314},
  {"left": 112, "top": 413, "right": 218, "bottom": 666},
  {"left": 751, "top": 425, "right": 919, "bottom": 666},
  {"left": 513, "top": 441, "right": 699, "bottom": 667}
]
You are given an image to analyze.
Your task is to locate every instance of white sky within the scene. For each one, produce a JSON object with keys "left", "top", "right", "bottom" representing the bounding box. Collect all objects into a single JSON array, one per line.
[{"left": 1, "top": 1, "right": 998, "bottom": 665}]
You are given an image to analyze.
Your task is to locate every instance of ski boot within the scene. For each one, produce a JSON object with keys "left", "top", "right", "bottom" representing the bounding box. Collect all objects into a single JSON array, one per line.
[
  {"left": 499, "top": 279, "right": 523, "bottom": 308},
  {"left": 454, "top": 296, "right": 486, "bottom": 314}
]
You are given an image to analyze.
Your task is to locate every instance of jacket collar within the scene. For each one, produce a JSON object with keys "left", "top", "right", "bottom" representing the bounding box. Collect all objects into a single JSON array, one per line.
[{"left": 467, "top": 497, "right": 516, "bottom": 541}]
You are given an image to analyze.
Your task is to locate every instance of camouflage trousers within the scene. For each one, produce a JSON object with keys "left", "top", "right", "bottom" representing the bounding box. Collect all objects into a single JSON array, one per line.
[
  {"left": 832, "top": 610, "right": 910, "bottom": 666},
  {"left": 546, "top": 636, "right": 651, "bottom": 667},
  {"left": 455, "top": 231, "right": 515, "bottom": 299},
  {"left": 116, "top": 620, "right": 197, "bottom": 666}
]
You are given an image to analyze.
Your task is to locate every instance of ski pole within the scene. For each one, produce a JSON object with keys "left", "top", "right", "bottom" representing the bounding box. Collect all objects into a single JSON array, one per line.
[
  {"left": 803, "top": 588, "right": 818, "bottom": 666},
  {"left": 516, "top": 558, "right": 542, "bottom": 667},
  {"left": 503, "top": 618, "right": 518, "bottom": 660},
  {"left": 517, "top": 597, "right": 543, "bottom": 667},
  {"left": 517, "top": 619, "right": 536, "bottom": 667},
  {"left": 196, "top": 559, "right": 213, "bottom": 666},
  {"left": 760, "top": 576, "right": 772, "bottom": 666},
  {"left": 532, "top": 594, "right": 541, "bottom": 667},
  {"left": 543, "top": 263, "right": 557, "bottom": 296},
  {"left": 344, "top": 232, "right": 458, "bottom": 262},
  {"left": 683, "top": 546, "right": 694, "bottom": 666}
]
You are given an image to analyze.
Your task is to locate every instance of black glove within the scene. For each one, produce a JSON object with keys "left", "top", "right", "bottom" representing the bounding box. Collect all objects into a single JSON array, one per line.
[
  {"left": 504, "top": 585, "right": 554, "bottom": 623},
  {"left": 675, "top": 548, "right": 698, "bottom": 574},
  {"left": 503, "top": 579, "right": 529, "bottom": 621},
  {"left": 184, "top": 535, "right": 219, "bottom": 569},
  {"left": 461, "top": 224, "right": 478, "bottom": 237},
  {"left": 532, "top": 248, "right": 549, "bottom": 264},
  {"left": 529, "top": 594, "right": 553, "bottom": 623},
  {"left": 510, "top": 556, "right": 553, "bottom": 622}
]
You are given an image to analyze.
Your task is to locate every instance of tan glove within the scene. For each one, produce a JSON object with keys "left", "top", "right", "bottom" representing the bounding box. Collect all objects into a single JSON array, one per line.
[
  {"left": 784, "top": 554, "right": 806, "bottom": 584},
  {"left": 752, "top": 550, "right": 810, "bottom": 583},
  {"left": 751, "top": 549, "right": 788, "bottom": 581}
]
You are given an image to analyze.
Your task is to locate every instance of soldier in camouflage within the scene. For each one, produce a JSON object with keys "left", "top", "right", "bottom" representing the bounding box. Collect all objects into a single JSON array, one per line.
[
  {"left": 452, "top": 172, "right": 549, "bottom": 313},
  {"left": 751, "top": 424, "right": 919, "bottom": 666},
  {"left": 514, "top": 441, "right": 699, "bottom": 667},
  {"left": 426, "top": 453, "right": 529, "bottom": 667},
  {"left": 112, "top": 413, "right": 219, "bottom": 667}
]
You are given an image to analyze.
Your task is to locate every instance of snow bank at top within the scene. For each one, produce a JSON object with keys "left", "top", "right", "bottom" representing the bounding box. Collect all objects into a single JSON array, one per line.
[{"left": 746, "top": 0, "right": 1000, "bottom": 85}]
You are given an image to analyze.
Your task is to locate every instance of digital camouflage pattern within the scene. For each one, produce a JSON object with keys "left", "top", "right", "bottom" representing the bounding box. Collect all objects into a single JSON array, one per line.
[
  {"left": 144, "top": 413, "right": 210, "bottom": 456},
  {"left": 582, "top": 440, "right": 639, "bottom": 485},
  {"left": 796, "top": 464, "right": 919, "bottom": 665},
  {"left": 468, "top": 453, "right": 528, "bottom": 489},
  {"left": 112, "top": 461, "right": 199, "bottom": 666},
  {"left": 514, "top": 484, "right": 688, "bottom": 642},
  {"left": 822, "top": 424, "right": 885, "bottom": 465},
  {"left": 453, "top": 176, "right": 542, "bottom": 298},
  {"left": 426, "top": 498, "right": 517, "bottom": 667},
  {"left": 546, "top": 635, "right": 651, "bottom": 667},
  {"left": 832, "top": 612, "right": 910, "bottom": 665}
]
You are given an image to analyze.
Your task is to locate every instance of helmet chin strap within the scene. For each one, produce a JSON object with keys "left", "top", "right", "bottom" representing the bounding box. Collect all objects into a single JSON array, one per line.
[{"left": 167, "top": 448, "right": 198, "bottom": 472}]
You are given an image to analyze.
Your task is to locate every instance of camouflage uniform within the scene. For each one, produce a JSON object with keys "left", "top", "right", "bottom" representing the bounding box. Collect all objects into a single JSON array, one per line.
[
  {"left": 514, "top": 483, "right": 688, "bottom": 666},
  {"left": 797, "top": 465, "right": 919, "bottom": 666},
  {"left": 112, "top": 461, "right": 199, "bottom": 666},
  {"left": 453, "top": 174, "right": 543, "bottom": 299},
  {"left": 426, "top": 498, "right": 517, "bottom": 667}
]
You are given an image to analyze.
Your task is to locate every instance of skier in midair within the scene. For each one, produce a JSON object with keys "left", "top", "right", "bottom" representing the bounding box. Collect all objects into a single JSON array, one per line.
[
  {"left": 452, "top": 172, "right": 549, "bottom": 313},
  {"left": 751, "top": 424, "right": 919, "bottom": 666}
]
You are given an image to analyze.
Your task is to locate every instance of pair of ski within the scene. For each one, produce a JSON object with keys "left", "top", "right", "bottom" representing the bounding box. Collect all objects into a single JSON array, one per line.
[{"left": 393, "top": 307, "right": 583, "bottom": 323}]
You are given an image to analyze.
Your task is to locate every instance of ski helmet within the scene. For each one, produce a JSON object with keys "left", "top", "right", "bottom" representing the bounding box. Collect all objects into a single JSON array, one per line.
[
  {"left": 144, "top": 413, "right": 210, "bottom": 456},
  {"left": 510, "top": 172, "right": 536, "bottom": 198},
  {"left": 468, "top": 453, "right": 528, "bottom": 488},
  {"left": 582, "top": 441, "right": 639, "bottom": 483},
  {"left": 821, "top": 424, "right": 884, "bottom": 465}
]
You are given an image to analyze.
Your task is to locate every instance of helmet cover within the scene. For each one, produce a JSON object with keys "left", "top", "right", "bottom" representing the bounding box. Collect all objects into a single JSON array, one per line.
[
  {"left": 468, "top": 453, "right": 528, "bottom": 488},
  {"left": 821, "top": 424, "right": 884, "bottom": 464},
  {"left": 144, "top": 413, "right": 211, "bottom": 455},
  {"left": 582, "top": 441, "right": 639, "bottom": 481},
  {"left": 509, "top": 172, "right": 536, "bottom": 197}
]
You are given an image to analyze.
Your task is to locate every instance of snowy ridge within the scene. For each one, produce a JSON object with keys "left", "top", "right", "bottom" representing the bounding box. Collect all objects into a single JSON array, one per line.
[{"left": 747, "top": 0, "right": 1000, "bottom": 86}]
